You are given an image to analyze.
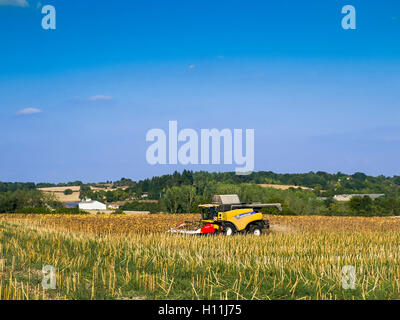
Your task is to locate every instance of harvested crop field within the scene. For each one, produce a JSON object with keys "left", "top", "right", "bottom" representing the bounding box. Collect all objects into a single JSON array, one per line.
[
  {"left": 1, "top": 214, "right": 399, "bottom": 234},
  {"left": 1, "top": 214, "right": 400, "bottom": 300},
  {"left": 38, "top": 186, "right": 81, "bottom": 202},
  {"left": 257, "top": 184, "right": 313, "bottom": 190}
]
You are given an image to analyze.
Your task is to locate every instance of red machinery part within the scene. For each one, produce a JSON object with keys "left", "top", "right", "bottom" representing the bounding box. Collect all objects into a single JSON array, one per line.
[{"left": 200, "top": 224, "right": 215, "bottom": 234}]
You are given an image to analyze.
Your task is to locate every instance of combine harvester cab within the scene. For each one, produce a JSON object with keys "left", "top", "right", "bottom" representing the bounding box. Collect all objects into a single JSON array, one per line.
[{"left": 168, "top": 194, "right": 282, "bottom": 236}]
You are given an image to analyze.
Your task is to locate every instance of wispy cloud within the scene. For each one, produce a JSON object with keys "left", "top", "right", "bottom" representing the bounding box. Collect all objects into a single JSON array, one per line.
[
  {"left": 87, "top": 95, "right": 113, "bottom": 101},
  {"left": 188, "top": 65, "right": 196, "bottom": 70},
  {"left": 0, "top": 0, "right": 29, "bottom": 7},
  {"left": 17, "top": 107, "right": 43, "bottom": 115}
]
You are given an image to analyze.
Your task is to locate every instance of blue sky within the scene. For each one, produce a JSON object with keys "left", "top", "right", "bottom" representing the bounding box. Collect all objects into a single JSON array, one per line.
[{"left": 0, "top": 0, "right": 399, "bottom": 182}]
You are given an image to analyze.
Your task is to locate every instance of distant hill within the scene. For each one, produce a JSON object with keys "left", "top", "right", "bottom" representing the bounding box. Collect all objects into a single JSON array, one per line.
[
  {"left": 3, "top": 170, "right": 400, "bottom": 198},
  {"left": 2, "top": 171, "right": 400, "bottom": 216}
]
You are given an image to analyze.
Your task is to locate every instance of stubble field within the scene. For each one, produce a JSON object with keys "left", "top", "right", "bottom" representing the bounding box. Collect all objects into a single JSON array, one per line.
[{"left": 0, "top": 214, "right": 400, "bottom": 300}]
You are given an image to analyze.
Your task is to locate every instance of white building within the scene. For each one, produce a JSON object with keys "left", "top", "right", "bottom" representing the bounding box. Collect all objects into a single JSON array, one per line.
[
  {"left": 333, "top": 194, "right": 384, "bottom": 202},
  {"left": 78, "top": 199, "right": 107, "bottom": 210}
]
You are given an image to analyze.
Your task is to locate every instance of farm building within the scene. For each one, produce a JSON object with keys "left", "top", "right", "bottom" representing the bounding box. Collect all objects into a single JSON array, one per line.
[
  {"left": 78, "top": 199, "right": 107, "bottom": 210},
  {"left": 333, "top": 194, "right": 384, "bottom": 201},
  {"left": 212, "top": 194, "right": 241, "bottom": 205}
]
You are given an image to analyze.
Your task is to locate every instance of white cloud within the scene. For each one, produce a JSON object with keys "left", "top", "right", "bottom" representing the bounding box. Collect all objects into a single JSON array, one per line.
[
  {"left": 0, "top": 0, "right": 29, "bottom": 7},
  {"left": 17, "top": 107, "right": 43, "bottom": 115},
  {"left": 188, "top": 65, "right": 196, "bottom": 70},
  {"left": 87, "top": 95, "right": 113, "bottom": 101}
]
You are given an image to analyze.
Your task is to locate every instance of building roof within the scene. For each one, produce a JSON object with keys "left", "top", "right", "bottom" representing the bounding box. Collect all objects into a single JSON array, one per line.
[
  {"left": 333, "top": 194, "right": 384, "bottom": 201},
  {"left": 212, "top": 194, "right": 241, "bottom": 205},
  {"left": 79, "top": 199, "right": 105, "bottom": 205}
]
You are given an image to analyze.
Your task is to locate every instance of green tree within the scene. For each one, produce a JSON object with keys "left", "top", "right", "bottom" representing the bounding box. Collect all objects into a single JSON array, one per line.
[
  {"left": 348, "top": 196, "right": 373, "bottom": 216},
  {"left": 160, "top": 185, "right": 198, "bottom": 213},
  {"left": 64, "top": 189, "right": 73, "bottom": 195}
]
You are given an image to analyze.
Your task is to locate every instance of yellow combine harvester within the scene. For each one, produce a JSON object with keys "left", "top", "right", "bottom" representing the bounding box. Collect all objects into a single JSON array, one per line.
[{"left": 169, "top": 194, "right": 282, "bottom": 236}]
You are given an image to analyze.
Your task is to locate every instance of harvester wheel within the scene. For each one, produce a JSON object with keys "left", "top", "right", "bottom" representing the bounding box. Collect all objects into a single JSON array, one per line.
[
  {"left": 249, "top": 225, "right": 262, "bottom": 236},
  {"left": 223, "top": 223, "right": 236, "bottom": 236}
]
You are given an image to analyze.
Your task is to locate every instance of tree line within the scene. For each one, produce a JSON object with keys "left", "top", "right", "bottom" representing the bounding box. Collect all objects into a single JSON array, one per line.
[
  {"left": 121, "top": 183, "right": 400, "bottom": 216},
  {"left": 111, "top": 170, "right": 400, "bottom": 200},
  {"left": 2, "top": 170, "right": 400, "bottom": 216}
]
